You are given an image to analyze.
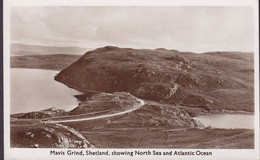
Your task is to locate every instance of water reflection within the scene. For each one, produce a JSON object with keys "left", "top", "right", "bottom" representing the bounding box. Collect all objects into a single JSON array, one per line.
[
  {"left": 194, "top": 114, "right": 254, "bottom": 129},
  {"left": 11, "top": 68, "right": 82, "bottom": 114}
]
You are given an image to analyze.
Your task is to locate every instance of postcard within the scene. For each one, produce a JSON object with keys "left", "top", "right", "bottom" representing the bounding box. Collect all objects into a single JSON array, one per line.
[{"left": 3, "top": 0, "right": 259, "bottom": 159}]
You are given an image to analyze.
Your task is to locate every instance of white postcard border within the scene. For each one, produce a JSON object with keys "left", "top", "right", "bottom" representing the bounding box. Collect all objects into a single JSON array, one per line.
[{"left": 3, "top": 0, "right": 259, "bottom": 160}]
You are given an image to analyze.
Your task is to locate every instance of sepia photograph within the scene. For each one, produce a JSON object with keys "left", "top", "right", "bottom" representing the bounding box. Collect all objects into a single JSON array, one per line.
[{"left": 4, "top": 1, "right": 259, "bottom": 160}]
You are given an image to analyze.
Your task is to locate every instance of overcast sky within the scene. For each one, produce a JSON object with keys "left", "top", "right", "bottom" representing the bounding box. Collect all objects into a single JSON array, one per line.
[{"left": 11, "top": 6, "right": 254, "bottom": 52}]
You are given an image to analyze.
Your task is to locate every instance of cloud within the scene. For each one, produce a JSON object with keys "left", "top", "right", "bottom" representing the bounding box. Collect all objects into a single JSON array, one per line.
[{"left": 11, "top": 6, "right": 254, "bottom": 52}]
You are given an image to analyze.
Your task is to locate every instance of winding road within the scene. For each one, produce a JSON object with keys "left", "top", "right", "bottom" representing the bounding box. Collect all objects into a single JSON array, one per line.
[
  {"left": 46, "top": 98, "right": 145, "bottom": 123},
  {"left": 42, "top": 97, "right": 145, "bottom": 148}
]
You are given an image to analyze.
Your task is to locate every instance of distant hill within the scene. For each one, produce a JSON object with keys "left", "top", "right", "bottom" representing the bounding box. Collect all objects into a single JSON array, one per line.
[
  {"left": 11, "top": 54, "right": 81, "bottom": 71},
  {"left": 55, "top": 46, "right": 254, "bottom": 112},
  {"left": 11, "top": 43, "right": 92, "bottom": 56}
]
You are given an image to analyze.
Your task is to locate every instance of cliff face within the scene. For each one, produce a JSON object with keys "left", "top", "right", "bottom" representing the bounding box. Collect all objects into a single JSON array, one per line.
[{"left": 55, "top": 46, "right": 254, "bottom": 112}]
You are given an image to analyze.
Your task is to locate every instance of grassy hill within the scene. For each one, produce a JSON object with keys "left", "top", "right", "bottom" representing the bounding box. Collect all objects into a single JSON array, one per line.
[{"left": 55, "top": 46, "right": 254, "bottom": 112}]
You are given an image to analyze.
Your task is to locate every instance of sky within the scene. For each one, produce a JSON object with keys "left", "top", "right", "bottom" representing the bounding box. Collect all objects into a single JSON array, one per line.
[{"left": 11, "top": 6, "right": 254, "bottom": 53}]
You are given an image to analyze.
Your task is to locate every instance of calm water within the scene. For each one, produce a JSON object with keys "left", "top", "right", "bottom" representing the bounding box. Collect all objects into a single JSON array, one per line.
[
  {"left": 194, "top": 114, "right": 254, "bottom": 129},
  {"left": 11, "top": 68, "right": 82, "bottom": 114}
]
